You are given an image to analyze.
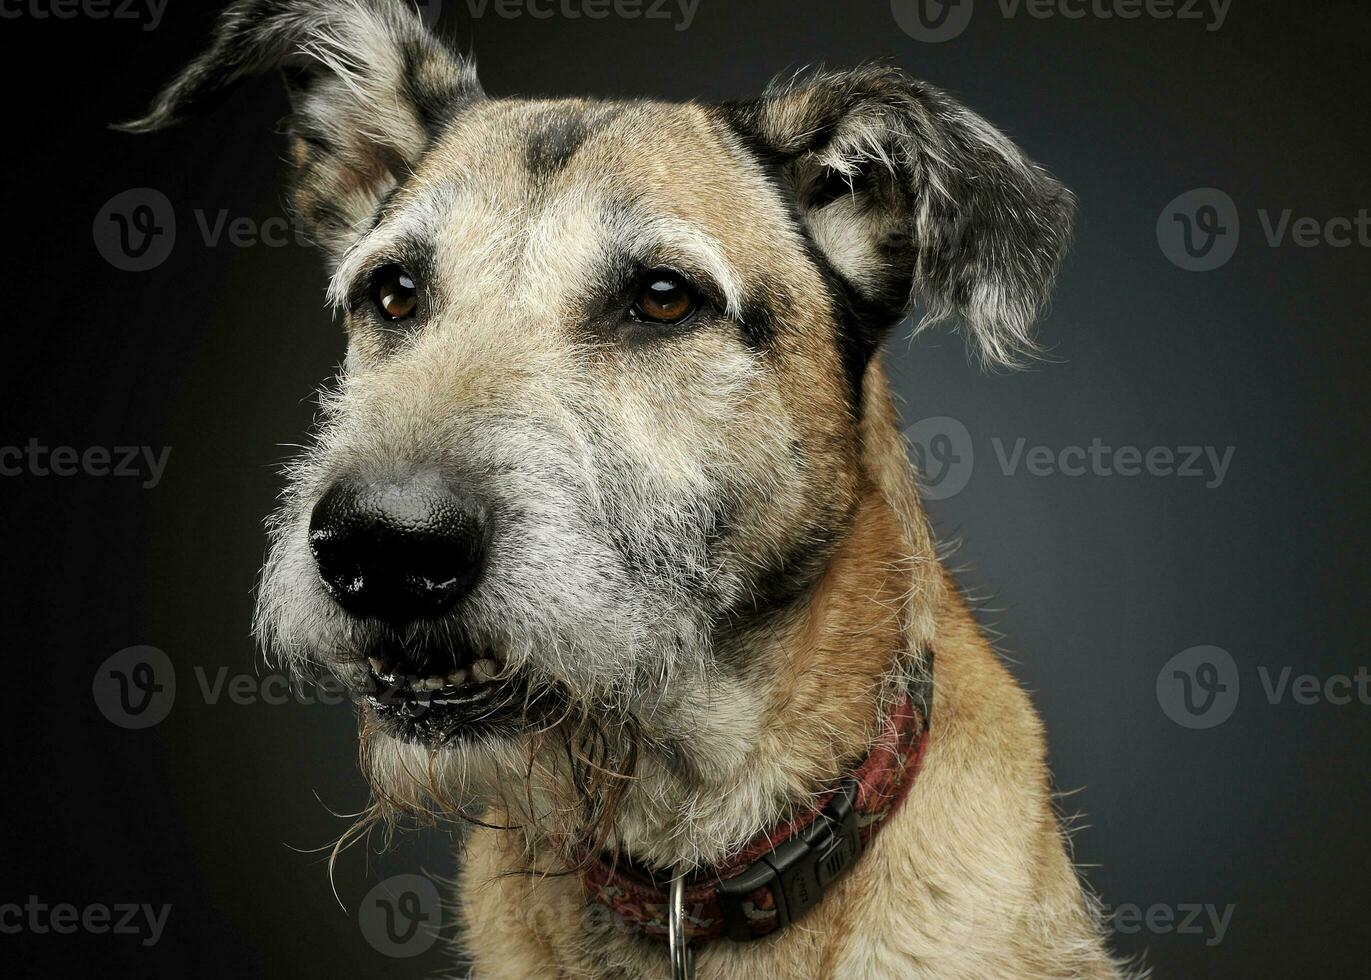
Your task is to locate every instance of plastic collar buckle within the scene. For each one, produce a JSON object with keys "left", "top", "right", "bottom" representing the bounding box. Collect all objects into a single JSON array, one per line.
[{"left": 716, "top": 777, "right": 864, "bottom": 943}]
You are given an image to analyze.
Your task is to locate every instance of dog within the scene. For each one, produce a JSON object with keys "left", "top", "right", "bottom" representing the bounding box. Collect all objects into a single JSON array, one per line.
[{"left": 125, "top": 1, "right": 1124, "bottom": 975}]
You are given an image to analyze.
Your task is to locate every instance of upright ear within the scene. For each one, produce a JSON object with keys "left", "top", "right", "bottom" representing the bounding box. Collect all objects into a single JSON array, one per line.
[
  {"left": 119, "top": 0, "right": 482, "bottom": 258},
  {"left": 726, "top": 66, "right": 1075, "bottom": 370}
]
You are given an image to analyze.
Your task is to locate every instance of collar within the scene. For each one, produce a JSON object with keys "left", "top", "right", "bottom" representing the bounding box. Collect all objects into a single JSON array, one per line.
[{"left": 582, "top": 653, "right": 934, "bottom": 946}]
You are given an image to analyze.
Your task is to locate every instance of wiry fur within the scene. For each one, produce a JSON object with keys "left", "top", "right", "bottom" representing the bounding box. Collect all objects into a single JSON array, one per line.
[
  {"left": 127, "top": 2, "right": 1123, "bottom": 976},
  {"left": 727, "top": 65, "right": 1077, "bottom": 370},
  {"left": 117, "top": 0, "right": 482, "bottom": 255}
]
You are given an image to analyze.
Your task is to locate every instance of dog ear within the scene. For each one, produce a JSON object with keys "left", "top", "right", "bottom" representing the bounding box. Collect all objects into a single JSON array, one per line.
[
  {"left": 118, "top": 0, "right": 482, "bottom": 258},
  {"left": 726, "top": 65, "right": 1075, "bottom": 370}
]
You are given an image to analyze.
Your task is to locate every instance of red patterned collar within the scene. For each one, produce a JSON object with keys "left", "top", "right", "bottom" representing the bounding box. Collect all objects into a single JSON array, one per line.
[{"left": 582, "top": 673, "right": 933, "bottom": 946}]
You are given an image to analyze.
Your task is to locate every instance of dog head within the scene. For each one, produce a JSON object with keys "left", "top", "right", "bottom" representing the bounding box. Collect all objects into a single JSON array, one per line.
[{"left": 127, "top": 0, "right": 1073, "bottom": 860}]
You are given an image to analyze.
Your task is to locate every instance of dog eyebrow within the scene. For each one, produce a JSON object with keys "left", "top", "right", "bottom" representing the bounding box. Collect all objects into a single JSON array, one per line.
[
  {"left": 325, "top": 188, "right": 456, "bottom": 312},
  {"left": 328, "top": 232, "right": 436, "bottom": 315},
  {"left": 607, "top": 206, "right": 745, "bottom": 321}
]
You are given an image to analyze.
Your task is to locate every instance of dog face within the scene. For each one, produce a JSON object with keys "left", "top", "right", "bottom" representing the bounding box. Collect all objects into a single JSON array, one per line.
[{"left": 128, "top": 0, "right": 1072, "bottom": 839}]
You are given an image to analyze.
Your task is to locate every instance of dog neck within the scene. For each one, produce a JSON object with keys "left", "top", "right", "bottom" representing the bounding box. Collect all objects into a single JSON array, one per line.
[
  {"left": 537, "top": 362, "right": 944, "bottom": 875},
  {"left": 448, "top": 362, "right": 944, "bottom": 890},
  {"left": 582, "top": 684, "right": 931, "bottom": 945}
]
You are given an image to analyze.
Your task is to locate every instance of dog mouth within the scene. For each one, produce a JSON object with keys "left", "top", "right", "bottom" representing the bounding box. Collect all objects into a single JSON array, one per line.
[{"left": 359, "top": 641, "right": 532, "bottom": 745}]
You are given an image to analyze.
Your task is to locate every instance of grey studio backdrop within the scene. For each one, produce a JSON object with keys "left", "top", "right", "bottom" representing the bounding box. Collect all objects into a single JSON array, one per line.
[{"left": 1, "top": 1, "right": 1368, "bottom": 977}]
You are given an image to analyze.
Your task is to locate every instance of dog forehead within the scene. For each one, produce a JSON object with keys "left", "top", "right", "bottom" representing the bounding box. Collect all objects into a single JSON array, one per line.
[
  {"left": 404, "top": 97, "right": 795, "bottom": 274},
  {"left": 423, "top": 97, "right": 745, "bottom": 194}
]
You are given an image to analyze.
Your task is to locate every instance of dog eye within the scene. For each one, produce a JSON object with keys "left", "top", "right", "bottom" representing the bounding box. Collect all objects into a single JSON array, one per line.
[
  {"left": 371, "top": 265, "right": 418, "bottom": 321},
  {"left": 631, "top": 270, "right": 697, "bottom": 325}
]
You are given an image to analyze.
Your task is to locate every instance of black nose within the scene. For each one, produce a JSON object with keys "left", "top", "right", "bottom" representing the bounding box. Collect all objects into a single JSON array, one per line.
[{"left": 308, "top": 474, "right": 487, "bottom": 623}]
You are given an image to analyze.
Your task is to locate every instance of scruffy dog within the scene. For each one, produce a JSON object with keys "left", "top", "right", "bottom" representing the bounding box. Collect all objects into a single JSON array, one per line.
[{"left": 126, "top": 1, "right": 1122, "bottom": 975}]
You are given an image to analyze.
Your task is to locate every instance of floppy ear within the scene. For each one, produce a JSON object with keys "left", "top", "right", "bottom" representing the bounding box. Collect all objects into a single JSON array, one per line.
[
  {"left": 119, "top": 0, "right": 482, "bottom": 258},
  {"left": 726, "top": 66, "right": 1075, "bottom": 370}
]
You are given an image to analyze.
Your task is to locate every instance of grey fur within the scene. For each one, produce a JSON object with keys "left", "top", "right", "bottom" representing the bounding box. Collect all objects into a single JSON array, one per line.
[
  {"left": 119, "top": 0, "right": 482, "bottom": 255},
  {"left": 728, "top": 65, "right": 1076, "bottom": 369}
]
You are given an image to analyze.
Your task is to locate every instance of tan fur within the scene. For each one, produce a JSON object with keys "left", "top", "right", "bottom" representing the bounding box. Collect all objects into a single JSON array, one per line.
[
  {"left": 264, "top": 100, "right": 1121, "bottom": 974},
  {"left": 127, "top": 3, "right": 1114, "bottom": 974},
  {"left": 300, "top": 100, "right": 1117, "bottom": 977},
  {"left": 457, "top": 360, "right": 1120, "bottom": 979}
]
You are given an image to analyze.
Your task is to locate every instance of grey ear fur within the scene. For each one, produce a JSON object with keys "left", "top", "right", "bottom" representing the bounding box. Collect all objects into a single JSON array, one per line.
[
  {"left": 728, "top": 65, "right": 1076, "bottom": 369},
  {"left": 118, "top": 0, "right": 482, "bottom": 256}
]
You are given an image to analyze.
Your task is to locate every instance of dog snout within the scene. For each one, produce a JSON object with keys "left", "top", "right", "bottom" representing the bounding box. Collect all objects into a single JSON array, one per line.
[{"left": 308, "top": 472, "right": 487, "bottom": 624}]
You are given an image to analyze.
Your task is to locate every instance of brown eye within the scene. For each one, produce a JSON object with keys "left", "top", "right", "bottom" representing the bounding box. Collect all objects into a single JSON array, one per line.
[
  {"left": 632, "top": 271, "right": 697, "bottom": 325},
  {"left": 372, "top": 265, "right": 418, "bottom": 320}
]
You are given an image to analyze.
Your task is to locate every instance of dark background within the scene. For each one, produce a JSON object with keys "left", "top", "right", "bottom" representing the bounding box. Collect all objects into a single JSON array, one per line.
[{"left": 2, "top": 0, "right": 1368, "bottom": 976}]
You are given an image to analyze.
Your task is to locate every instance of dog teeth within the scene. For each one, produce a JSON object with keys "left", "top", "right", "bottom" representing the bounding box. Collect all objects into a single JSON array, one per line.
[
  {"left": 445, "top": 668, "right": 471, "bottom": 687},
  {"left": 365, "top": 657, "right": 501, "bottom": 694}
]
